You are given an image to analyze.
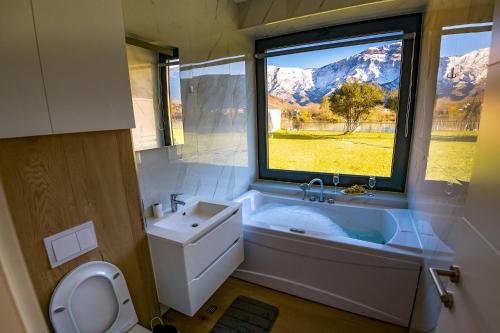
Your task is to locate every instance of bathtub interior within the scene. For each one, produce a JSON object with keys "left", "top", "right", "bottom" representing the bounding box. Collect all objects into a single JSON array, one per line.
[
  {"left": 250, "top": 203, "right": 349, "bottom": 238},
  {"left": 236, "top": 190, "right": 398, "bottom": 245}
]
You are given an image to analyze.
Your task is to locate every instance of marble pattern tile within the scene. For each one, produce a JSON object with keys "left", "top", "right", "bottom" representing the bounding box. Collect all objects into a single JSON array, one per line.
[
  {"left": 237, "top": 0, "right": 427, "bottom": 40},
  {"left": 124, "top": 0, "right": 257, "bottom": 217}
]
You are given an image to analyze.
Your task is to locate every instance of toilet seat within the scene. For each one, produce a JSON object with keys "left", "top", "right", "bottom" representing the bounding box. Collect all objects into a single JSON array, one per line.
[{"left": 50, "top": 261, "right": 146, "bottom": 333}]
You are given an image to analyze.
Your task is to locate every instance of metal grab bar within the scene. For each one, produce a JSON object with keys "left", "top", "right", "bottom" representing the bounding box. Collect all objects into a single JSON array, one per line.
[{"left": 429, "top": 265, "right": 461, "bottom": 309}]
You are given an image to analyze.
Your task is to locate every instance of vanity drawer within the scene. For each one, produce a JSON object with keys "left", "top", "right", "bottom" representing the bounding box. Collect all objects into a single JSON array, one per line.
[
  {"left": 184, "top": 208, "right": 242, "bottom": 280},
  {"left": 187, "top": 237, "right": 244, "bottom": 315}
]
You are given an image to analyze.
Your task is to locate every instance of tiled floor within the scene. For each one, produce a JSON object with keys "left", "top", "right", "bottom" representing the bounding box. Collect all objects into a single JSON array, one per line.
[{"left": 164, "top": 277, "right": 408, "bottom": 333}]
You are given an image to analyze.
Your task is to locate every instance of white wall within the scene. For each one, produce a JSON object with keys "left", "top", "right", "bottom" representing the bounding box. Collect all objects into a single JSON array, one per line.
[{"left": 122, "top": 0, "right": 257, "bottom": 215}]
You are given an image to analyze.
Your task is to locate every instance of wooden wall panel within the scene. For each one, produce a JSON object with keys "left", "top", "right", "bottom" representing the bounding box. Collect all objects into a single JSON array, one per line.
[
  {"left": 0, "top": 130, "right": 159, "bottom": 329},
  {"left": 0, "top": 261, "right": 28, "bottom": 332}
]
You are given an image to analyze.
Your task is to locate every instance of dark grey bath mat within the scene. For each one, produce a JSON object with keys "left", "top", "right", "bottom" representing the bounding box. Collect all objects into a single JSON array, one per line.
[{"left": 210, "top": 296, "right": 279, "bottom": 333}]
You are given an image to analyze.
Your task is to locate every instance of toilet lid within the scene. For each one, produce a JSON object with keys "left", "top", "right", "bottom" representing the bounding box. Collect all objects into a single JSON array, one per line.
[{"left": 50, "top": 261, "right": 138, "bottom": 333}]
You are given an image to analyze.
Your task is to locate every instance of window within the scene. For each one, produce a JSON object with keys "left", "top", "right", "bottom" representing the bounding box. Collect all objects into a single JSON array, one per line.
[
  {"left": 126, "top": 40, "right": 184, "bottom": 151},
  {"left": 425, "top": 23, "right": 492, "bottom": 183},
  {"left": 256, "top": 15, "right": 421, "bottom": 191},
  {"left": 161, "top": 55, "right": 184, "bottom": 145}
]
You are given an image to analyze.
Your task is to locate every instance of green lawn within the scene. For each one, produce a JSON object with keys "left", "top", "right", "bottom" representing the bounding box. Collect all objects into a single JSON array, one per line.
[
  {"left": 172, "top": 127, "right": 185, "bottom": 145},
  {"left": 426, "top": 131, "right": 478, "bottom": 183},
  {"left": 268, "top": 130, "right": 477, "bottom": 182}
]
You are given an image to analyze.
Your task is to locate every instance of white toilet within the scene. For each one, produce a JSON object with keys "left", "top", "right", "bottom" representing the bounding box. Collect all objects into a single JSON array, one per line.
[{"left": 50, "top": 261, "right": 152, "bottom": 333}]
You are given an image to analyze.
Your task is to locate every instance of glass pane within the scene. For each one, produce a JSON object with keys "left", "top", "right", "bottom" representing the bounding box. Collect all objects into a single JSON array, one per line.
[
  {"left": 127, "top": 44, "right": 164, "bottom": 150},
  {"left": 266, "top": 39, "right": 402, "bottom": 177},
  {"left": 167, "top": 61, "right": 184, "bottom": 145},
  {"left": 425, "top": 29, "right": 492, "bottom": 183}
]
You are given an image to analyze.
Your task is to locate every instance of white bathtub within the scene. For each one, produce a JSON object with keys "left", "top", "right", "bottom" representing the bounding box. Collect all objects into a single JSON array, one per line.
[{"left": 233, "top": 190, "right": 422, "bottom": 327}]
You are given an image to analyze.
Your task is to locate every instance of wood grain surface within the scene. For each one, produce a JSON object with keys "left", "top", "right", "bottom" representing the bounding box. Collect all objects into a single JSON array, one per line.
[
  {"left": 0, "top": 130, "right": 159, "bottom": 330},
  {"left": 165, "top": 277, "right": 408, "bottom": 333}
]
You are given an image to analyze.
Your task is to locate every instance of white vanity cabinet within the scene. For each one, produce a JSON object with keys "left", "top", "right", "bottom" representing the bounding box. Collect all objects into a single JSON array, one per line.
[
  {"left": 0, "top": 0, "right": 134, "bottom": 139},
  {"left": 147, "top": 202, "right": 244, "bottom": 316}
]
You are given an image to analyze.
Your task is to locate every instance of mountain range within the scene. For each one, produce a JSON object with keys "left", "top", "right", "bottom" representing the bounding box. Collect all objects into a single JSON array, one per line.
[{"left": 267, "top": 42, "right": 489, "bottom": 106}]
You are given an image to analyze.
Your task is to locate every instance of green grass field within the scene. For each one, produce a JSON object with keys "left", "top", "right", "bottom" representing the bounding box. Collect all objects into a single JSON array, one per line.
[
  {"left": 426, "top": 131, "right": 478, "bottom": 182},
  {"left": 268, "top": 130, "right": 477, "bottom": 182}
]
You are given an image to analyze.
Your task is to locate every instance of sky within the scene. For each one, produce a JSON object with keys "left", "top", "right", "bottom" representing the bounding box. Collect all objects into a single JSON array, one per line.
[
  {"left": 267, "top": 31, "right": 492, "bottom": 69},
  {"left": 440, "top": 31, "right": 491, "bottom": 57},
  {"left": 267, "top": 41, "right": 391, "bottom": 69},
  {"left": 168, "top": 65, "right": 181, "bottom": 102}
]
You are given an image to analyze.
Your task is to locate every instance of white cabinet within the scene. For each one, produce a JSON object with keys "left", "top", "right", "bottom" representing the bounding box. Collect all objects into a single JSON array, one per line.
[
  {"left": 31, "top": 0, "right": 134, "bottom": 134},
  {"left": 148, "top": 208, "right": 244, "bottom": 316},
  {"left": 0, "top": 0, "right": 134, "bottom": 139},
  {"left": 0, "top": 0, "right": 52, "bottom": 139}
]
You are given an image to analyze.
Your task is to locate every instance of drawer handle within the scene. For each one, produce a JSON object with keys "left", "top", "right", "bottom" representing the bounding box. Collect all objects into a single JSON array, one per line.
[
  {"left": 193, "top": 238, "right": 240, "bottom": 280},
  {"left": 189, "top": 209, "right": 239, "bottom": 245}
]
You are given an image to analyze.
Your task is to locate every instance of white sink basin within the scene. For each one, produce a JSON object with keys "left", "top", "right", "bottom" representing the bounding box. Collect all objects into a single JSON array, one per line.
[{"left": 146, "top": 199, "right": 240, "bottom": 246}]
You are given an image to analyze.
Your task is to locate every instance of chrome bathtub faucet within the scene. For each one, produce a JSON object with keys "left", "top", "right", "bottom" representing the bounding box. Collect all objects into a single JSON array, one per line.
[
  {"left": 170, "top": 193, "right": 186, "bottom": 212},
  {"left": 308, "top": 178, "right": 325, "bottom": 202}
]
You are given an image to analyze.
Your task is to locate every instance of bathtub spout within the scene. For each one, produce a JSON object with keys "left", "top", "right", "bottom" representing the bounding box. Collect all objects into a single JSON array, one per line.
[{"left": 308, "top": 178, "right": 325, "bottom": 202}]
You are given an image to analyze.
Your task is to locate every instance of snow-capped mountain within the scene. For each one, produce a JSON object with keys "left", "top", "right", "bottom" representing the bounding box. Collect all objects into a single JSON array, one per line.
[
  {"left": 268, "top": 42, "right": 489, "bottom": 105},
  {"left": 436, "top": 48, "right": 490, "bottom": 99},
  {"left": 267, "top": 66, "right": 314, "bottom": 105}
]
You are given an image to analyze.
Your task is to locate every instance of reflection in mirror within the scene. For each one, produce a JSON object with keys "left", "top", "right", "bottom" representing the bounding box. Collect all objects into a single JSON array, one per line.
[
  {"left": 164, "top": 59, "right": 184, "bottom": 145},
  {"left": 126, "top": 42, "right": 184, "bottom": 151},
  {"left": 425, "top": 23, "right": 492, "bottom": 184},
  {"left": 165, "top": 58, "right": 184, "bottom": 145}
]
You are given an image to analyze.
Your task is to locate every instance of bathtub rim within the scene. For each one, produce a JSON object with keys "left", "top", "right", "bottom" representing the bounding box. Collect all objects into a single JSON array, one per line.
[
  {"left": 250, "top": 180, "right": 408, "bottom": 209},
  {"left": 235, "top": 189, "right": 423, "bottom": 264}
]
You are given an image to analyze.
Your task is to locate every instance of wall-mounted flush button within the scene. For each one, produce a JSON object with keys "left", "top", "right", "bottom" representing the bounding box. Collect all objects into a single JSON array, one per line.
[
  {"left": 44, "top": 221, "right": 98, "bottom": 268},
  {"left": 52, "top": 234, "right": 80, "bottom": 261},
  {"left": 76, "top": 228, "right": 95, "bottom": 250}
]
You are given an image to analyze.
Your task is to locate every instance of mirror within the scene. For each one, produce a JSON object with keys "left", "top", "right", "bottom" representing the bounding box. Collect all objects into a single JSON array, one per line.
[{"left": 126, "top": 39, "right": 184, "bottom": 150}]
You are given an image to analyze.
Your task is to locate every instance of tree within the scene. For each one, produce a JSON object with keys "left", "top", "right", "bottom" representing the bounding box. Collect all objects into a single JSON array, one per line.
[
  {"left": 329, "top": 81, "right": 385, "bottom": 133},
  {"left": 385, "top": 89, "right": 399, "bottom": 112},
  {"left": 462, "top": 92, "right": 483, "bottom": 130},
  {"left": 298, "top": 110, "right": 312, "bottom": 123},
  {"left": 319, "top": 96, "right": 330, "bottom": 113}
]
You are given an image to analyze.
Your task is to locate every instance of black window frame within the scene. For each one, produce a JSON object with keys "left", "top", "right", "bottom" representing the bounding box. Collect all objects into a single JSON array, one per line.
[
  {"left": 255, "top": 14, "right": 421, "bottom": 192},
  {"left": 159, "top": 52, "right": 179, "bottom": 146}
]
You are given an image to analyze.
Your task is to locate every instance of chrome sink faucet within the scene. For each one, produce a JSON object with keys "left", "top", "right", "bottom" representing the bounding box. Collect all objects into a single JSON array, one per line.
[
  {"left": 308, "top": 178, "right": 325, "bottom": 202},
  {"left": 170, "top": 193, "right": 185, "bottom": 212}
]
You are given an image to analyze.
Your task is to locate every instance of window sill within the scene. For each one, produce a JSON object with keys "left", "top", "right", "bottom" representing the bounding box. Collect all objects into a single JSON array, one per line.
[{"left": 250, "top": 180, "right": 408, "bottom": 209}]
